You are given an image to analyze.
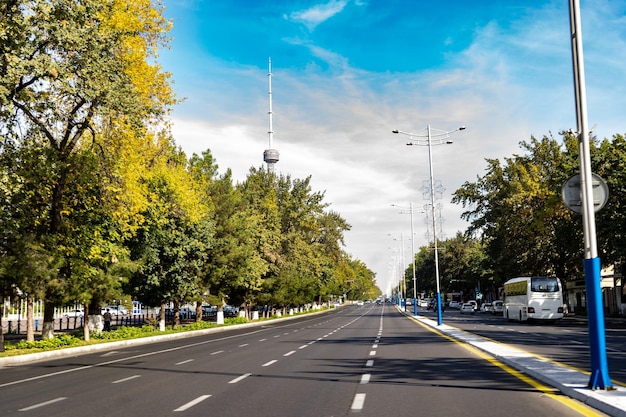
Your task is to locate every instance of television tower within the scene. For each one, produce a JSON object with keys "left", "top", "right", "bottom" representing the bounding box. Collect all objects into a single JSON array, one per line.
[{"left": 263, "top": 58, "right": 279, "bottom": 172}]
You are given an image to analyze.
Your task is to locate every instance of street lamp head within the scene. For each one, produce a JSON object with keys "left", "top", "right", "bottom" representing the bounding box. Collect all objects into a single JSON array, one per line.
[
  {"left": 446, "top": 140, "right": 453, "bottom": 144},
  {"left": 459, "top": 126, "right": 466, "bottom": 131},
  {"left": 392, "top": 130, "right": 399, "bottom": 134}
]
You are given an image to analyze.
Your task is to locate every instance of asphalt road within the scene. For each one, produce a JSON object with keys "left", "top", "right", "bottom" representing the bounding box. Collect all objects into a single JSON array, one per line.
[
  {"left": 411, "top": 305, "right": 626, "bottom": 385},
  {"left": 0, "top": 304, "right": 607, "bottom": 416}
]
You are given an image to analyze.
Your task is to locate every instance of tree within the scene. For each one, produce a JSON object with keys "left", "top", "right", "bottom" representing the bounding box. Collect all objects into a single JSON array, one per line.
[
  {"left": 124, "top": 143, "right": 212, "bottom": 329},
  {"left": 188, "top": 153, "right": 267, "bottom": 320},
  {"left": 595, "top": 134, "right": 626, "bottom": 281},
  {"left": 0, "top": 0, "right": 175, "bottom": 337},
  {"left": 452, "top": 135, "right": 583, "bottom": 286}
]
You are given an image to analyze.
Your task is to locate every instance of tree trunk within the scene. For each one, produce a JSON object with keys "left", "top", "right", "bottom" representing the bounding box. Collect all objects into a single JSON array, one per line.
[
  {"left": 195, "top": 300, "right": 202, "bottom": 322},
  {"left": 42, "top": 300, "right": 55, "bottom": 339},
  {"left": 158, "top": 302, "right": 165, "bottom": 331},
  {"left": 173, "top": 300, "right": 180, "bottom": 327},
  {"left": 216, "top": 300, "right": 224, "bottom": 325},
  {"left": 0, "top": 307, "right": 5, "bottom": 352},
  {"left": 26, "top": 296, "right": 35, "bottom": 342},
  {"left": 81, "top": 303, "right": 89, "bottom": 341}
]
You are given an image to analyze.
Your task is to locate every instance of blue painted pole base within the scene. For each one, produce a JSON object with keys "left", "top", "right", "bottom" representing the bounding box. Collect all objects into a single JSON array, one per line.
[
  {"left": 584, "top": 257, "right": 613, "bottom": 390},
  {"left": 436, "top": 291, "right": 442, "bottom": 326}
]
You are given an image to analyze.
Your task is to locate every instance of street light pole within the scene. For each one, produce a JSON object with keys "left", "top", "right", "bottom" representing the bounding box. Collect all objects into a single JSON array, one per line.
[
  {"left": 391, "top": 203, "right": 422, "bottom": 316},
  {"left": 393, "top": 125, "right": 465, "bottom": 326},
  {"left": 410, "top": 202, "right": 417, "bottom": 315},
  {"left": 568, "top": 0, "right": 612, "bottom": 390},
  {"left": 389, "top": 233, "right": 407, "bottom": 312}
]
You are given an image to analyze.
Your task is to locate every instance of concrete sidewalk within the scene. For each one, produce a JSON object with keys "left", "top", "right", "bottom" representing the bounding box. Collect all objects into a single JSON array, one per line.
[{"left": 409, "top": 312, "right": 626, "bottom": 417}]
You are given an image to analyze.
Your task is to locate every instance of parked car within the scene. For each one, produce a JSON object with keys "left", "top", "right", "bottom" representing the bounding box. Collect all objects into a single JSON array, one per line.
[
  {"left": 223, "top": 305, "right": 239, "bottom": 318},
  {"left": 202, "top": 305, "right": 217, "bottom": 318},
  {"left": 64, "top": 309, "right": 84, "bottom": 318},
  {"left": 459, "top": 303, "right": 475, "bottom": 314},
  {"left": 492, "top": 300, "right": 504, "bottom": 315},
  {"left": 101, "top": 306, "right": 128, "bottom": 316},
  {"left": 480, "top": 303, "right": 494, "bottom": 313},
  {"left": 419, "top": 298, "right": 431, "bottom": 308}
]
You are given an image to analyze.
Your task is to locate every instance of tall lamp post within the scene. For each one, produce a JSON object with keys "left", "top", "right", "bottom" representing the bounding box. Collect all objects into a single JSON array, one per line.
[
  {"left": 389, "top": 234, "right": 408, "bottom": 312},
  {"left": 393, "top": 125, "right": 465, "bottom": 325},
  {"left": 568, "top": 0, "right": 612, "bottom": 390},
  {"left": 392, "top": 203, "right": 423, "bottom": 316}
]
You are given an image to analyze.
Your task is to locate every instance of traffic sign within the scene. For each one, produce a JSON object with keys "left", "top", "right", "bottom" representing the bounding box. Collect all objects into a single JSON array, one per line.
[{"left": 562, "top": 173, "right": 609, "bottom": 213}]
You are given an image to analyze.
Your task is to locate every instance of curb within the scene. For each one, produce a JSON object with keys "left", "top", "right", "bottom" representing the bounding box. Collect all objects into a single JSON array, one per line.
[
  {"left": 399, "top": 307, "right": 626, "bottom": 417},
  {"left": 0, "top": 308, "right": 332, "bottom": 367}
]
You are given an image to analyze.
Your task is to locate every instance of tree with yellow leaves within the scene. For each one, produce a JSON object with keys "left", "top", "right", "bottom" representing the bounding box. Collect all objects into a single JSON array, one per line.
[{"left": 0, "top": 0, "right": 176, "bottom": 339}]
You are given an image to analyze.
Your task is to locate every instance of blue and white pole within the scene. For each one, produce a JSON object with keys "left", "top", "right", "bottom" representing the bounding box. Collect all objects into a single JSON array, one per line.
[{"left": 569, "top": 0, "right": 612, "bottom": 390}]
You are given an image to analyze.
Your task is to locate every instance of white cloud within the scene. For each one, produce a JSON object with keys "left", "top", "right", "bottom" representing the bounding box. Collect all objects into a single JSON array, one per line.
[
  {"left": 168, "top": 1, "right": 626, "bottom": 295},
  {"left": 286, "top": 0, "right": 348, "bottom": 31}
]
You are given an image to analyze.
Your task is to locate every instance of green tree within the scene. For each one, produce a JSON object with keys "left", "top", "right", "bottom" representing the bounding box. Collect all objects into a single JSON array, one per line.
[
  {"left": 595, "top": 134, "right": 626, "bottom": 281},
  {"left": 452, "top": 135, "right": 583, "bottom": 286},
  {"left": 124, "top": 144, "right": 212, "bottom": 329},
  {"left": 0, "top": 0, "right": 175, "bottom": 336}
]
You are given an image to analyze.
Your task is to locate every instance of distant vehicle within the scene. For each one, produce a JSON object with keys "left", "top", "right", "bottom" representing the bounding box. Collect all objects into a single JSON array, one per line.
[
  {"left": 466, "top": 300, "right": 478, "bottom": 312},
  {"left": 459, "top": 303, "right": 475, "bottom": 314},
  {"left": 101, "top": 306, "right": 128, "bottom": 316},
  {"left": 202, "top": 305, "right": 217, "bottom": 318},
  {"left": 492, "top": 300, "right": 504, "bottom": 315},
  {"left": 357, "top": 301, "right": 364, "bottom": 306},
  {"left": 448, "top": 300, "right": 461, "bottom": 309},
  {"left": 419, "top": 298, "right": 431, "bottom": 308},
  {"left": 223, "top": 305, "right": 239, "bottom": 318},
  {"left": 503, "top": 276, "right": 564, "bottom": 322},
  {"left": 64, "top": 309, "right": 84, "bottom": 318},
  {"left": 480, "top": 303, "right": 494, "bottom": 314}
]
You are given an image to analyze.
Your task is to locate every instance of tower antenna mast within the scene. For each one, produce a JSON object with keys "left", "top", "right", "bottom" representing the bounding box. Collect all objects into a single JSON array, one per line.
[{"left": 263, "top": 57, "right": 279, "bottom": 172}]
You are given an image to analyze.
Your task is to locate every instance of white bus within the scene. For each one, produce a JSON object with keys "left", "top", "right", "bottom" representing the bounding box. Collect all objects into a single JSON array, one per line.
[{"left": 503, "top": 276, "right": 564, "bottom": 322}]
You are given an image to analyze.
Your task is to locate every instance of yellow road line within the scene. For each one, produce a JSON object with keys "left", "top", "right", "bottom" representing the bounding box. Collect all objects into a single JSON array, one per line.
[{"left": 406, "top": 313, "right": 605, "bottom": 417}]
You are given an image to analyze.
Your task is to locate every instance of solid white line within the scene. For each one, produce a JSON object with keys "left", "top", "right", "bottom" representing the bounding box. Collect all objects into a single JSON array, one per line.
[
  {"left": 112, "top": 375, "right": 141, "bottom": 384},
  {"left": 173, "top": 395, "right": 212, "bottom": 412},
  {"left": 2, "top": 325, "right": 273, "bottom": 389},
  {"left": 175, "top": 359, "right": 194, "bottom": 365},
  {"left": 360, "top": 374, "right": 371, "bottom": 384},
  {"left": 351, "top": 393, "right": 366, "bottom": 410},
  {"left": 366, "top": 359, "right": 374, "bottom": 367},
  {"left": 263, "top": 360, "right": 277, "bottom": 367},
  {"left": 18, "top": 397, "right": 67, "bottom": 411},
  {"left": 229, "top": 373, "right": 252, "bottom": 384}
]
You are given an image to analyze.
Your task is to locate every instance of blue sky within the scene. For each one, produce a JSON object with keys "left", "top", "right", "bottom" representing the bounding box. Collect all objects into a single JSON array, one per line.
[{"left": 160, "top": 0, "right": 626, "bottom": 295}]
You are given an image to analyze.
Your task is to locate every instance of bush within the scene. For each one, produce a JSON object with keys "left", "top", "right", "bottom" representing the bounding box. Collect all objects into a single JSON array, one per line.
[
  {"left": 225, "top": 316, "right": 248, "bottom": 325},
  {"left": 6, "top": 334, "right": 81, "bottom": 351}
]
